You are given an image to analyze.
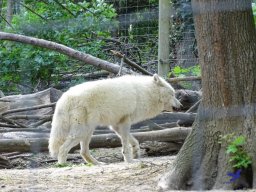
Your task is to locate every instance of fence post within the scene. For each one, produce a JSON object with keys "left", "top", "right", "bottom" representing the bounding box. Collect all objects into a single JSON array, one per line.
[{"left": 158, "top": 0, "right": 171, "bottom": 77}]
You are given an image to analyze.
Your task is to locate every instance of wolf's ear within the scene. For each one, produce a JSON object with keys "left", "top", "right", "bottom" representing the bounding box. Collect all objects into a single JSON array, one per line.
[
  {"left": 153, "top": 74, "right": 160, "bottom": 82},
  {"left": 153, "top": 74, "right": 163, "bottom": 85}
]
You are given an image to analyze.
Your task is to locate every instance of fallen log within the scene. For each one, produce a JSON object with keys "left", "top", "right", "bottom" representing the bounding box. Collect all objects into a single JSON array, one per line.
[
  {"left": 95, "top": 122, "right": 179, "bottom": 134},
  {"left": 60, "top": 70, "right": 110, "bottom": 81},
  {"left": 1, "top": 132, "right": 49, "bottom": 139},
  {"left": 0, "top": 90, "right": 4, "bottom": 98},
  {"left": 0, "top": 123, "right": 176, "bottom": 135},
  {"left": 5, "top": 115, "right": 52, "bottom": 120},
  {"left": 175, "top": 89, "right": 202, "bottom": 111},
  {"left": 141, "top": 141, "right": 183, "bottom": 156},
  {"left": 0, "top": 112, "right": 193, "bottom": 135},
  {"left": 0, "top": 115, "right": 27, "bottom": 128},
  {"left": 133, "top": 122, "right": 179, "bottom": 131},
  {"left": 1, "top": 103, "right": 56, "bottom": 116},
  {"left": 0, "top": 155, "right": 11, "bottom": 169},
  {"left": 186, "top": 99, "right": 201, "bottom": 113},
  {"left": 133, "top": 112, "right": 196, "bottom": 128},
  {"left": 0, "top": 123, "right": 21, "bottom": 128},
  {"left": 0, "top": 88, "right": 61, "bottom": 127},
  {"left": 167, "top": 76, "right": 201, "bottom": 83},
  {"left": 0, "top": 127, "right": 191, "bottom": 152},
  {"left": 0, "top": 127, "right": 49, "bottom": 133}
]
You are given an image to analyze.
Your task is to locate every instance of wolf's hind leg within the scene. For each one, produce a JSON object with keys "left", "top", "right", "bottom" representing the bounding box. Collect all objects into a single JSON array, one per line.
[
  {"left": 58, "top": 137, "right": 80, "bottom": 164},
  {"left": 80, "top": 140, "right": 101, "bottom": 165},
  {"left": 80, "top": 126, "right": 102, "bottom": 165}
]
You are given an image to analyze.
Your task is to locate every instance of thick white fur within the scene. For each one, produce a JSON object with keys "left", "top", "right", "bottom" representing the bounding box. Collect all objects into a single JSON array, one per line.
[{"left": 49, "top": 74, "right": 181, "bottom": 165}]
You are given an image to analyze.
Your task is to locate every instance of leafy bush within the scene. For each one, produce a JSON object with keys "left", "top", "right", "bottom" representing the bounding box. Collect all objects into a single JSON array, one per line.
[
  {"left": 0, "top": 0, "right": 117, "bottom": 93},
  {"left": 220, "top": 134, "right": 252, "bottom": 169},
  {"left": 170, "top": 65, "right": 201, "bottom": 77}
]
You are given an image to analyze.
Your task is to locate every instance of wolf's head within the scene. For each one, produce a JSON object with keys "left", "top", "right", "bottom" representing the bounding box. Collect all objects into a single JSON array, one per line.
[{"left": 153, "top": 74, "right": 182, "bottom": 112}]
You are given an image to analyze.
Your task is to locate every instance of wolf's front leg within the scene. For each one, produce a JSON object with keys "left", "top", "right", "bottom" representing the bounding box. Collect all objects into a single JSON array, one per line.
[
  {"left": 112, "top": 125, "right": 133, "bottom": 163},
  {"left": 120, "top": 130, "right": 133, "bottom": 163},
  {"left": 129, "top": 134, "right": 140, "bottom": 159}
]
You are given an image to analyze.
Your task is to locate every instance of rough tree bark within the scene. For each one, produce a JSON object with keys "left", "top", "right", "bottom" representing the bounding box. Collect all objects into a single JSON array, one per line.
[{"left": 158, "top": 0, "right": 256, "bottom": 190}]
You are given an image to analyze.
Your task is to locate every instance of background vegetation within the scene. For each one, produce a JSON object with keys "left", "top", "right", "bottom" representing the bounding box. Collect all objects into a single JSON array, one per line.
[
  {"left": 0, "top": 0, "right": 255, "bottom": 94},
  {"left": 0, "top": 0, "right": 117, "bottom": 93}
]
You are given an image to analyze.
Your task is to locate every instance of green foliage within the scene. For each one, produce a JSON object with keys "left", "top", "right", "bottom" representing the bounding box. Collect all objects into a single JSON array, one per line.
[
  {"left": 168, "top": 65, "right": 201, "bottom": 89},
  {"left": 55, "top": 163, "right": 71, "bottom": 168},
  {"left": 219, "top": 134, "right": 252, "bottom": 169},
  {"left": 170, "top": 65, "right": 201, "bottom": 77},
  {"left": 85, "top": 162, "right": 94, "bottom": 167},
  {"left": 0, "top": 0, "right": 117, "bottom": 93}
]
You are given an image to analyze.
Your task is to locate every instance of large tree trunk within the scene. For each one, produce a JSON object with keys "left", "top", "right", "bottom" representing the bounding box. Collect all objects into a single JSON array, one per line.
[{"left": 158, "top": 0, "right": 256, "bottom": 190}]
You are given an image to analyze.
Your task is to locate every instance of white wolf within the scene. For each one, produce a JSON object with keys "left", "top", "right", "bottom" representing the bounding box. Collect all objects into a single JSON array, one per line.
[{"left": 49, "top": 74, "right": 181, "bottom": 165}]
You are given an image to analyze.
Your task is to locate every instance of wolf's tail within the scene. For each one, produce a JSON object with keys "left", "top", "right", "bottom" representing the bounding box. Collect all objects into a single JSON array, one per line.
[{"left": 48, "top": 94, "right": 70, "bottom": 158}]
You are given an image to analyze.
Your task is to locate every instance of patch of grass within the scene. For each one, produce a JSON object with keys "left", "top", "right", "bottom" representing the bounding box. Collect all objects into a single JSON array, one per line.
[{"left": 54, "top": 163, "right": 72, "bottom": 168}]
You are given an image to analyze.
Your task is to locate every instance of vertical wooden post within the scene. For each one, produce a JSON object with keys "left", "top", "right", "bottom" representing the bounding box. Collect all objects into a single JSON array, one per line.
[{"left": 158, "top": 0, "right": 171, "bottom": 77}]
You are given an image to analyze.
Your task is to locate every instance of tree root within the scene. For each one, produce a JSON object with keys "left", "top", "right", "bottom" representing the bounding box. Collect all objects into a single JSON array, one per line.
[{"left": 158, "top": 128, "right": 198, "bottom": 190}]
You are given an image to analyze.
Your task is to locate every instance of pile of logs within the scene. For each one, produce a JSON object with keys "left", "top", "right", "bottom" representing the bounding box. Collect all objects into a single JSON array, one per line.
[{"left": 0, "top": 87, "right": 201, "bottom": 168}]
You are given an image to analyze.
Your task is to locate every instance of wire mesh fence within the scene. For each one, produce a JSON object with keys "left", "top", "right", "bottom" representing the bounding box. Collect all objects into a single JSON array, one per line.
[
  {"left": 103, "top": 0, "right": 198, "bottom": 74},
  {"left": 104, "top": 0, "right": 159, "bottom": 73},
  {"left": 0, "top": 0, "right": 200, "bottom": 95}
]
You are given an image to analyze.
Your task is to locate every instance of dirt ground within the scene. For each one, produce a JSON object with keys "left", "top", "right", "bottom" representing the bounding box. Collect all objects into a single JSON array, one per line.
[
  {"left": 1, "top": 148, "right": 256, "bottom": 192},
  {"left": 0, "top": 148, "right": 176, "bottom": 192}
]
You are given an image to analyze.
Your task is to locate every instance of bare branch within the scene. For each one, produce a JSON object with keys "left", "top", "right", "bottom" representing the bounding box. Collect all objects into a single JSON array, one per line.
[
  {"left": 61, "top": 70, "right": 110, "bottom": 81},
  {"left": 0, "top": 127, "right": 49, "bottom": 133},
  {"left": 0, "top": 32, "right": 134, "bottom": 75},
  {"left": 0, "top": 123, "right": 20, "bottom": 128},
  {"left": 111, "top": 50, "right": 153, "bottom": 76},
  {"left": 1, "top": 103, "right": 56, "bottom": 116},
  {"left": 53, "top": 0, "right": 76, "bottom": 17},
  {"left": 30, "top": 116, "right": 52, "bottom": 127},
  {"left": 0, "top": 13, "right": 13, "bottom": 29},
  {"left": 0, "top": 115, "right": 27, "bottom": 128},
  {"left": 0, "top": 99, "right": 12, "bottom": 102},
  {"left": 186, "top": 99, "right": 201, "bottom": 113},
  {"left": 7, "top": 115, "right": 52, "bottom": 120},
  {"left": 167, "top": 76, "right": 201, "bottom": 83},
  {"left": 19, "top": 2, "right": 47, "bottom": 21}
]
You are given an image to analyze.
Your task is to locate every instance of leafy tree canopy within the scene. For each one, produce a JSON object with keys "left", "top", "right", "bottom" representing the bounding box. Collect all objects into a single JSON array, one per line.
[{"left": 0, "top": 0, "right": 117, "bottom": 93}]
